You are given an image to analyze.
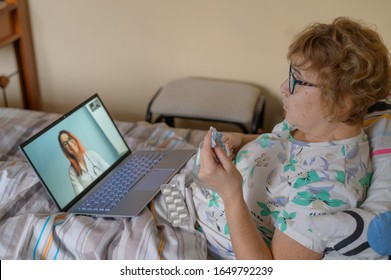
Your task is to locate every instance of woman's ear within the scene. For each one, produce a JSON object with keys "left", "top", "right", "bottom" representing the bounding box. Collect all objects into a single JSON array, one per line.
[
  {"left": 326, "top": 94, "right": 354, "bottom": 124},
  {"left": 341, "top": 95, "right": 353, "bottom": 115}
]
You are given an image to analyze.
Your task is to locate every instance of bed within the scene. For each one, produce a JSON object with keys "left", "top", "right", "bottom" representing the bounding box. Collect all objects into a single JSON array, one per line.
[
  {"left": 0, "top": 107, "right": 208, "bottom": 259},
  {"left": 0, "top": 103, "right": 390, "bottom": 260}
]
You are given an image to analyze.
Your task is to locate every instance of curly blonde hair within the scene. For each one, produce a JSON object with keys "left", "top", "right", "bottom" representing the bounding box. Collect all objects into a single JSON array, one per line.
[{"left": 287, "top": 17, "right": 391, "bottom": 125}]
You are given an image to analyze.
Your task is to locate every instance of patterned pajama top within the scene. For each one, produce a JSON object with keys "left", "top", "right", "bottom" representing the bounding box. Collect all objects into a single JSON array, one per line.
[{"left": 192, "top": 121, "right": 371, "bottom": 258}]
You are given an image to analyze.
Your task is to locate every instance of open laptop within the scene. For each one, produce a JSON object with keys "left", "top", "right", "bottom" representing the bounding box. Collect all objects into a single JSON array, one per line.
[{"left": 20, "top": 94, "right": 195, "bottom": 217}]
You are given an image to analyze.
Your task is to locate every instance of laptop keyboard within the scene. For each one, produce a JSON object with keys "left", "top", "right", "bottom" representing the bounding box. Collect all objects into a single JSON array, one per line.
[{"left": 78, "top": 153, "right": 166, "bottom": 212}]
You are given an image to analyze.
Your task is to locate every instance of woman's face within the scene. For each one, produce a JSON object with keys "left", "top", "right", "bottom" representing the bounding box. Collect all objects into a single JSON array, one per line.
[
  {"left": 60, "top": 133, "right": 79, "bottom": 155},
  {"left": 280, "top": 64, "right": 329, "bottom": 133}
]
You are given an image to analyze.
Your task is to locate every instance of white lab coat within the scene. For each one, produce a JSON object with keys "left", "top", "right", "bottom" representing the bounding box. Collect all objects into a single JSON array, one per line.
[{"left": 68, "top": 151, "right": 110, "bottom": 196}]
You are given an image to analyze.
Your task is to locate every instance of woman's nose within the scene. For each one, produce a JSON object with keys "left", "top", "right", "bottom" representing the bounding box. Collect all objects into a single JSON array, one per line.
[{"left": 280, "top": 79, "right": 290, "bottom": 96}]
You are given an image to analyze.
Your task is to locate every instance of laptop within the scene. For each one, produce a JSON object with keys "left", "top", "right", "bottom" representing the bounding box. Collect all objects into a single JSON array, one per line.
[{"left": 20, "top": 94, "right": 195, "bottom": 217}]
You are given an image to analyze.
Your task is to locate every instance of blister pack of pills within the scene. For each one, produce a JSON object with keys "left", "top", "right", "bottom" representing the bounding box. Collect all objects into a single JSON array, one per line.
[
  {"left": 160, "top": 182, "right": 189, "bottom": 227},
  {"left": 211, "top": 127, "right": 230, "bottom": 156}
]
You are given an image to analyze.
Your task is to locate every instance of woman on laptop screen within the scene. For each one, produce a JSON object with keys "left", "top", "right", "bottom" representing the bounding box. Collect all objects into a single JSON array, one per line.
[{"left": 58, "top": 130, "right": 110, "bottom": 196}]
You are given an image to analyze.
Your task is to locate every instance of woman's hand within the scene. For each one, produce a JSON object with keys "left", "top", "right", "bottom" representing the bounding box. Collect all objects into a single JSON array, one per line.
[
  {"left": 222, "top": 132, "right": 243, "bottom": 157},
  {"left": 198, "top": 129, "right": 243, "bottom": 201},
  {"left": 222, "top": 131, "right": 259, "bottom": 158}
]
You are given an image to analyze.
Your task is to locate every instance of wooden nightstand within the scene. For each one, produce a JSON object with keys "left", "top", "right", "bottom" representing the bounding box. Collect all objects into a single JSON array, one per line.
[{"left": 0, "top": 0, "right": 40, "bottom": 109}]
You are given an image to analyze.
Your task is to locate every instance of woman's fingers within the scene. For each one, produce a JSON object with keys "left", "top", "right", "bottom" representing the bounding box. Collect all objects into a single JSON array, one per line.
[
  {"left": 200, "top": 129, "right": 217, "bottom": 169},
  {"left": 213, "top": 146, "right": 230, "bottom": 166}
]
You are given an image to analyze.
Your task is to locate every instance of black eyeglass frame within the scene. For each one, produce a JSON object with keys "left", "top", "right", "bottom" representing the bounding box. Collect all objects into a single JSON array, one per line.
[
  {"left": 62, "top": 136, "right": 75, "bottom": 148},
  {"left": 289, "top": 65, "right": 320, "bottom": 95}
]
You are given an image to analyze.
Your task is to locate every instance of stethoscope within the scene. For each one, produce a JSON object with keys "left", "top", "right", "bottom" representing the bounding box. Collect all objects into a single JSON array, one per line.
[{"left": 85, "top": 154, "right": 101, "bottom": 176}]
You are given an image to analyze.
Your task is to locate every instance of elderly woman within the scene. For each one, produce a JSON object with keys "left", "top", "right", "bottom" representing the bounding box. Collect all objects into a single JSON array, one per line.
[
  {"left": 194, "top": 17, "right": 391, "bottom": 259},
  {"left": 58, "top": 130, "right": 110, "bottom": 196}
]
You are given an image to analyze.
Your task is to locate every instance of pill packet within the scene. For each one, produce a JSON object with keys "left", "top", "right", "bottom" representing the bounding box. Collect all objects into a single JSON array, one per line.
[
  {"left": 211, "top": 127, "right": 230, "bottom": 156},
  {"left": 192, "top": 127, "right": 231, "bottom": 188},
  {"left": 160, "top": 182, "right": 190, "bottom": 227}
]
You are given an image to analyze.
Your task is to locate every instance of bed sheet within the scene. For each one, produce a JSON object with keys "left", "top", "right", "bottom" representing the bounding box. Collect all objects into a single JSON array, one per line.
[{"left": 0, "top": 107, "right": 207, "bottom": 259}]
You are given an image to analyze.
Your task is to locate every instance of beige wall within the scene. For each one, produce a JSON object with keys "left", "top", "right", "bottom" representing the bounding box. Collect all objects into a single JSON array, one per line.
[{"left": 1, "top": 0, "right": 391, "bottom": 131}]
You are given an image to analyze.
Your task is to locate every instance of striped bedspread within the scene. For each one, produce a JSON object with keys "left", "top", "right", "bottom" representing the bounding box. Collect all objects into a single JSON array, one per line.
[
  {"left": 0, "top": 107, "right": 207, "bottom": 260},
  {"left": 2, "top": 103, "right": 389, "bottom": 260}
]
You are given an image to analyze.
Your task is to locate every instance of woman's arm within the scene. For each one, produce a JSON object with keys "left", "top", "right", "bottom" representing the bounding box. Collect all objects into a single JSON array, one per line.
[
  {"left": 271, "top": 229, "right": 323, "bottom": 259},
  {"left": 222, "top": 192, "right": 273, "bottom": 259},
  {"left": 223, "top": 189, "right": 323, "bottom": 259},
  {"left": 200, "top": 129, "right": 271, "bottom": 259},
  {"left": 222, "top": 132, "right": 259, "bottom": 156},
  {"left": 69, "top": 167, "right": 85, "bottom": 196},
  {"left": 199, "top": 129, "right": 323, "bottom": 259}
]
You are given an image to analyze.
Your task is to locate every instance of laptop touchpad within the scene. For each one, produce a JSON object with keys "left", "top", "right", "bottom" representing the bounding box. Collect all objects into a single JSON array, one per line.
[{"left": 134, "top": 169, "right": 175, "bottom": 191}]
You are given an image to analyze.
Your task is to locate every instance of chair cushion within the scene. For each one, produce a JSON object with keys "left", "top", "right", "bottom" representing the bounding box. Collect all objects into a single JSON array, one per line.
[{"left": 150, "top": 78, "right": 261, "bottom": 124}]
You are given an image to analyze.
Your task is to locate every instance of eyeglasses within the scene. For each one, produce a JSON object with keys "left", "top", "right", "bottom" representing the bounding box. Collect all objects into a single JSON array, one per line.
[
  {"left": 289, "top": 65, "right": 320, "bottom": 95},
  {"left": 62, "top": 136, "right": 75, "bottom": 148}
]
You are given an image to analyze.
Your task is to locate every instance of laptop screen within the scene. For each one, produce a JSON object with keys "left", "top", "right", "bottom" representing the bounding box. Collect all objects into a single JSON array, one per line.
[{"left": 20, "top": 95, "right": 129, "bottom": 209}]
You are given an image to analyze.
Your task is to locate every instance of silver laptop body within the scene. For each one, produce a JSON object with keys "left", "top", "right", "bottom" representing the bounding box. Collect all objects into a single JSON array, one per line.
[{"left": 20, "top": 94, "right": 195, "bottom": 217}]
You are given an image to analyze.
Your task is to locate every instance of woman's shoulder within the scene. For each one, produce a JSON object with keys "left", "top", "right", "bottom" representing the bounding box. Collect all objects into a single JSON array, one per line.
[
  {"left": 237, "top": 122, "right": 290, "bottom": 157},
  {"left": 271, "top": 120, "right": 294, "bottom": 135},
  {"left": 85, "top": 150, "right": 99, "bottom": 158},
  {"left": 68, "top": 165, "right": 77, "bottom": 175},
  {"left": 253, "top": 120, "right": 292, "bottom": 143}
]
